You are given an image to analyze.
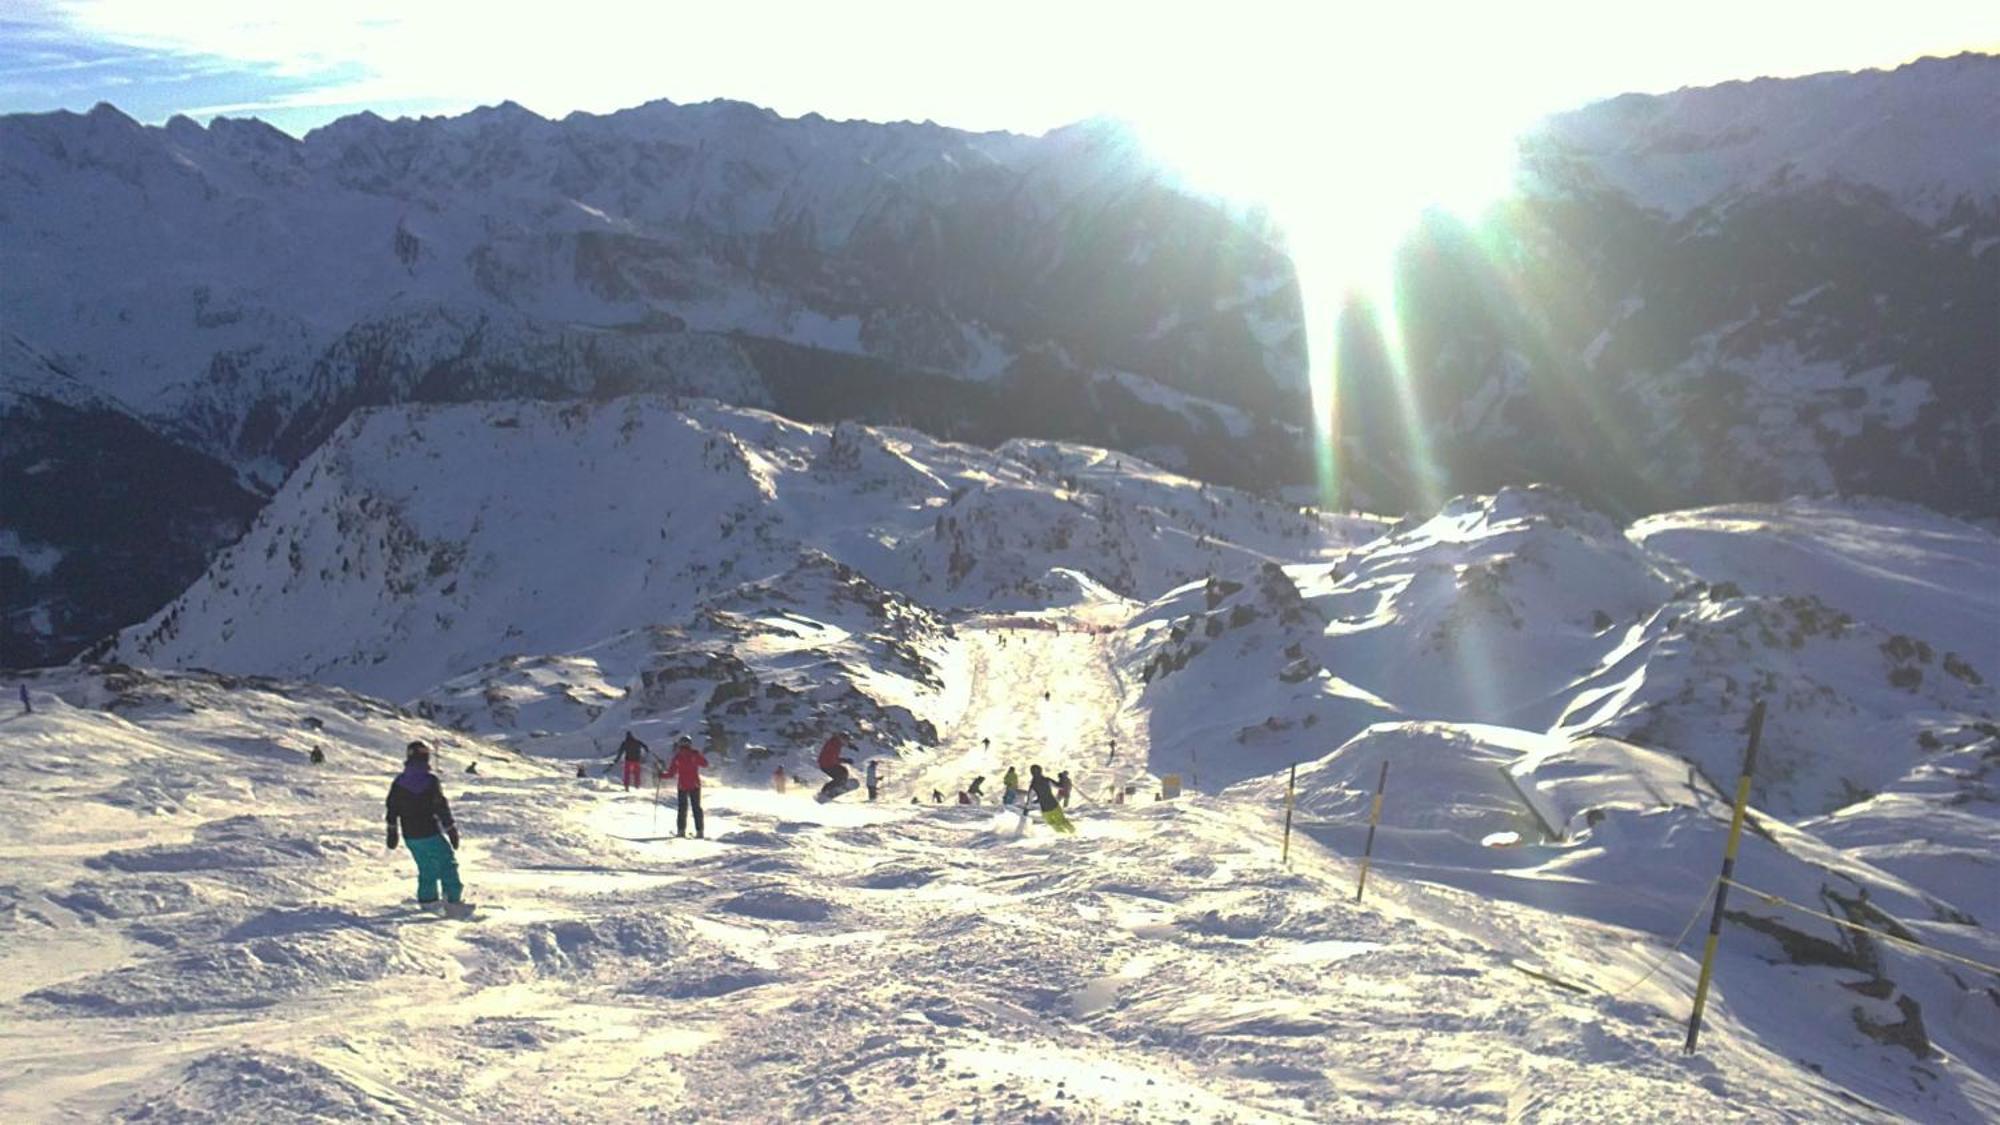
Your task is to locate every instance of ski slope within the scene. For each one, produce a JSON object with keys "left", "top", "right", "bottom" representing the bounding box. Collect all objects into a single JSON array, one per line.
[
  {"left": 904, "top": 607, "right": 1139, "bottom": 805},
  {"left": 8, "top": 619, "right": 1998, "bottom": 1122},
  {"left": 21, "top": 395, "right": 1997, "bottom": 1120}
]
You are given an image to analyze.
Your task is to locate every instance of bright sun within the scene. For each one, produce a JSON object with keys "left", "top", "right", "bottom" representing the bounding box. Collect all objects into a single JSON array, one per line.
[{"left": 1124, "top": 40, "right": 1534, "bottom": 508}]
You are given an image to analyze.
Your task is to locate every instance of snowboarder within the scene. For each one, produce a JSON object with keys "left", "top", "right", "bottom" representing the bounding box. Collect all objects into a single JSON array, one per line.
[
  {"left": 668, "top": 736, "right": 708, "bottom": 838},
  {"left": 17, "top": 684, "right": 28, "bottom": 714},
  {"left": 385, "top": 741, "right": 463, "bottom": 906},
  {"left": 1056, "top": 770, "right": 1073, "bottom": 808},
  {"left": 1028, "top": 765, "right": 1075, "bottom": 833},
  {"left": 865, "top": 759, "right": 880, "bottom": 802},
  {"left": 967, "top": 775, "right": 987, "bottom": 802},
  {"left": 932, "top": 789, "right": 945, "bottom": 804},
  {"left": 308, "top": 745, "right": 325, "bottom": 765},
  {"left": 464, "top": 761, "right": 478, "bottom": 774},
  {"left": 1002, "top": 766, "right": 1021, "bottom": 806},
  {"left": 613, "top": 730, "right": 649, "bottom": 791},
  {"left": 817, "top": 732, "right": 858, "bottom": 800}
]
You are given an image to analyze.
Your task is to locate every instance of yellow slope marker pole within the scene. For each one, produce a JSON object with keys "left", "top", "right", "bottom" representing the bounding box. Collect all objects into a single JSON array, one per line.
[
  {"left": 1684, "top": 697, "right": 1767, "bottom": 1054},
  {"left": 1353, "top": 760, "right": 1390, "bottom": 904},
  {"left": 1281, "top": 764, "right": 1298, "bottom": 867}
]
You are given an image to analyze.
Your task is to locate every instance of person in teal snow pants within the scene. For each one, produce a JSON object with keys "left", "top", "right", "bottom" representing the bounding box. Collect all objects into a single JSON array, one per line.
[{"left": 386, "top": 741, "right": 464, "bottom": 904}]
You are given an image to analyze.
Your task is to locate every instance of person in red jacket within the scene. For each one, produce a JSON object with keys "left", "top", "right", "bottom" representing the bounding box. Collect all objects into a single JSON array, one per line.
[
  {"left": 817, "top": 732, "right": 855, "bottom": 798},
  {"left": 612, "top": 730, "right": 649, "bottom": 791},
  {"left": 668, "top": 736, "right": 708, "bottom": 838}
]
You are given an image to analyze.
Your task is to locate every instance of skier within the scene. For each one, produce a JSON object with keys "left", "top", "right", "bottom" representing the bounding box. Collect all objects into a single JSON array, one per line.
[
  {"left": 17, "top": 683, "right": 28, "bottom": 714},
  {"left": 308, "top": 745, "right": 325, "bottom": 765},
  {"left": 932, "top": 789, "right": 945, "bottom": 804},
  {"left": 613, "top": 730, "right": 649, "bottom": 791},
  {"left": 1028, "top": 765, "right": 1075, "bottom": 833},
  {"left": 668, "top": 736, "right": 708, "bottom": 838},
  {"left": 967, "top": 775, "right": 987, "bottom": 803},
  {"left": 817, "top": 732, "right": 857, "bottom": 799},
  {"left": 385, "top": 741, "right": 464, "bottom": 906},
  {"left": 865, "top": 759, "right": 880, "bottom": 802},
  {"left": 1056, "top": 770, "right": 1073, "bottom": 808},
  {"left": 1002, "top": 765, "right": 1021, "bottom": 806},
  {"left": 772, "top": 766, "right": 788, "bottom": 792}
]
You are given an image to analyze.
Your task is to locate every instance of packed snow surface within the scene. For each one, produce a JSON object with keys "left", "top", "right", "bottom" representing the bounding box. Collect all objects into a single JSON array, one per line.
[
  {"left": 14, "top": 399, "right": 2000, "bottom": 1120},
  {"left": 11, "top": 640, "right": 1996, "bottom": 1122}
]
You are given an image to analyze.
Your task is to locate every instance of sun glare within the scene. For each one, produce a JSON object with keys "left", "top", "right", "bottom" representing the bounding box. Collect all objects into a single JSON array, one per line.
[{"left": 1131, "top": 67, "right": 1527, "bottom": 511}]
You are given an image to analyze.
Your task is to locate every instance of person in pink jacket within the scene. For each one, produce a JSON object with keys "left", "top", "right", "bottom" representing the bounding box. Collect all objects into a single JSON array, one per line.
[{"left": 668, "top": 736, "right": 709, "bottom": 839}]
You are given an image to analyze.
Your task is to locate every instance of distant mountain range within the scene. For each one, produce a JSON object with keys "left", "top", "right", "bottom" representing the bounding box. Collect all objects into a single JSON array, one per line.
[
  {"left": 4, "top": 53, "right": 1996, "bottom": 666},
  {"left": 0, "top": 97, "right": 1306, "bottom": 665},
  {"left": 1343, "top": 53, "right": 1999, "bottom": 518}
]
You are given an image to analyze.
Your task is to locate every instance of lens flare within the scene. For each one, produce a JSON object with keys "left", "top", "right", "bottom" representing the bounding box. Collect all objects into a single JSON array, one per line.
[{"left": 1130, "top": 77, "right": 1527, "bottom": 514}]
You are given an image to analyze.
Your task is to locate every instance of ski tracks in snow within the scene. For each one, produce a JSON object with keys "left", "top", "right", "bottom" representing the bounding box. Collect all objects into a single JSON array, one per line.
[
  {"left": 911, "top": 613, "right": 1140, "bottom": 808},
  {"left": 0, "top": 662, "right": 1879, "bottom": 1121}
]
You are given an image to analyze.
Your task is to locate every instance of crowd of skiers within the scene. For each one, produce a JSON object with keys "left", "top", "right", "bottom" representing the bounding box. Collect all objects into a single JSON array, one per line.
[
  {"left": 380, "top": 724, "right": 1130, "bottom": 908},
  {"left": 926, "top": 762, "right": 1073, "bottom": 819}
]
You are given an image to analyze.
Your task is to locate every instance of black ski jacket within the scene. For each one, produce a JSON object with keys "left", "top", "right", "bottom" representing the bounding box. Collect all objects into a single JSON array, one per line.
[
  {"left": 618, "top": 734, "right": 649, "bottom": 763},
  {"left": 386, "top": 767, "right": 456, "bottom": 839},
  {"left": 1029, "top": 774, "right": 1061, "bottom": 812}
]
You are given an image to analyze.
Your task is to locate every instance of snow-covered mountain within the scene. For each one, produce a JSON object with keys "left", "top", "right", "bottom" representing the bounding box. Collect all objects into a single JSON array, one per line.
[
  {"left": 1345, "top": 53, "right": 2000, "bottom": 520},
  {"left": 8, "top": 57, "right": 1999, "bottom": 669},
  {"left": 1129, "top": 486, "right": 1996, "bottom": 796},
  {"left": 0, "top": 334, "right": 262, "bottom": 666},
  {"left": 0, "top": 97, "right": 1309, "bottom": 667},
  {"left": 105, "top": 394, "right": 1373, "bottom": 705},
  {"left": 0, "top": 97, "right": 1304, "bottom": 467}
]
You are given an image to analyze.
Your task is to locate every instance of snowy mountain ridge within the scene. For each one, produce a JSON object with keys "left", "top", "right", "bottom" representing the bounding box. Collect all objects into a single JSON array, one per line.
[
  {"left": 0, "top": 96, "right": 1302, "bottom": 451},
  {"left": 9, "top": 55, "right": 2000, "bottom": 671},
  {"left": 1526, "top": 53, "right": 2000, "bottom": 221},
  {"left": 1345, "top": 53, "right": 2000, "bottom": 523},
  {"left": 0, "top": 94, "right": 1310, "bottom": 667},
  {"left": 105, "top": 394, "right": 1375, "bottom": 705}
]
